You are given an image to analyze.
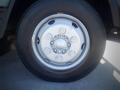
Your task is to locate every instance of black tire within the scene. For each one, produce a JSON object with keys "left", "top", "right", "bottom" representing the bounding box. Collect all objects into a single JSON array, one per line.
[{"left": 17, "top": 0, "right": 106, "bottom": 82}]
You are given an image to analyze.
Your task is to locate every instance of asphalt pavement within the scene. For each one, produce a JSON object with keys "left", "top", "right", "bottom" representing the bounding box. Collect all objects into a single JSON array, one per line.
[{"left": 0, "top": 40, "right": 120, "bottom": 90}]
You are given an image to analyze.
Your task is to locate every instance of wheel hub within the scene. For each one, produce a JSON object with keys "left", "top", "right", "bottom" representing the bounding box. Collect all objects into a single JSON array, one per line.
[
  {"left": 50, "top": 34, "right": 71, "bottom": 54},
  {"left": 39, "top": 24, "right": 82, "bottom": 64}
]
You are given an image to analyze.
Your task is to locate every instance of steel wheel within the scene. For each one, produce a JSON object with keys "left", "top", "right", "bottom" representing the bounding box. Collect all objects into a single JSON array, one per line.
[
  {"left": 17, "top": 0, "right": 106, "bottom": 81},
  {"left": 32, "top": 13, "right": 90, "bottom": 70}
]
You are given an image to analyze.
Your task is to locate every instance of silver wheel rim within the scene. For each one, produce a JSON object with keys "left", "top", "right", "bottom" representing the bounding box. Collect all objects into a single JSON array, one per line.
[{"left": 32, "top": 13, "right": 90, "bottom": 70}]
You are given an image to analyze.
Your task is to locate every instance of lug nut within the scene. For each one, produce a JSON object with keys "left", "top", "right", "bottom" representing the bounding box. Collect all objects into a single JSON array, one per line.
[
  {"left": 67, "top": 43, "right": 71, "bottom": 47},
  {"left": 62, "top": 50, "right": 66, "bottom": 54},
  {"left": 50, "top": 41, "right": 54, "bottom": 45},
  {"left": 54, "top": 49, "right": 57, "bottom": 53}
]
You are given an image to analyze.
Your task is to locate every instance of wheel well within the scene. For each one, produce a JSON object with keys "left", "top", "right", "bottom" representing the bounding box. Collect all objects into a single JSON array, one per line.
[
  {"left": 6, "top": 0, "right": 113, "bottom": 35},
  {"left": 86, "top": 0, "right": 113, "bottom": 33},
  {"left": 5, "top": 0, "right": 36, "bottom": 35}
]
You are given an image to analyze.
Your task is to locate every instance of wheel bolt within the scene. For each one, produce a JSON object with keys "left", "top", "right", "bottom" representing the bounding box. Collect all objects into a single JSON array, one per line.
[
  {"left": 50, "top": 41, "right": 54, "bottom": 45},
  {"left": 67, "top": 43, "right": 71, "bottom": 47},
  {"left": 62, "top": 50, "right": 66, "bottom": 54},
  {"left": 54, "top": 49, "right": 57, "bottom": 53}
]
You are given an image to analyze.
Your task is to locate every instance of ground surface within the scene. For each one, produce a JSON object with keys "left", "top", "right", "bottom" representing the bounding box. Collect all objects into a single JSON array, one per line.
[{"left": 0, "top": 40, "right": 120, "bottom": 90}]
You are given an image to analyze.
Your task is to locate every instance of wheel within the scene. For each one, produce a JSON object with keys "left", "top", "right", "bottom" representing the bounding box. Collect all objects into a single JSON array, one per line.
[{"left": 17, "top": 0, "right": 106, "bottom": 82}]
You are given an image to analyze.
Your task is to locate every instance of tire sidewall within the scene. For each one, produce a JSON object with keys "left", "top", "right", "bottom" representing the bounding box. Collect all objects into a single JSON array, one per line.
[{"left": 17, "top": 1, "right": 106, "bottom": 81}]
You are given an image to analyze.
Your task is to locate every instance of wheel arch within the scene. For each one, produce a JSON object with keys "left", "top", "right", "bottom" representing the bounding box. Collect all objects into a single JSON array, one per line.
[{"left": 2, "top": 0, "right": 119, "bottom": 38}]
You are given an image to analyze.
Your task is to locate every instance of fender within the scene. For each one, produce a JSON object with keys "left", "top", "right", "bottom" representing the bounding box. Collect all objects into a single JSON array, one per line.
[
  {"left": 0, "top": 0, "right": 120, "bottom": 39},
  {"left": 109, "top": 0, "right": 120, "bottom": 28},
  {"left": 0, "top": 0, "right": 15, "bottom": 39}
]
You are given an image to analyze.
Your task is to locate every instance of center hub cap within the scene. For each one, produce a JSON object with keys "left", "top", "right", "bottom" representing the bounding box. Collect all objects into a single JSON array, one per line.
[
  {"left": 39, "top": 25, "right": 83, "bottom": 64},
  {"left": 50, "top": 35, "right": 71, "bottom": 54},
  {"left": 54, "top": 39, "right": 67, "bottom": 49}
]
